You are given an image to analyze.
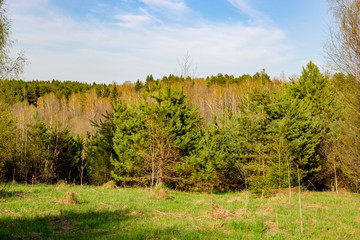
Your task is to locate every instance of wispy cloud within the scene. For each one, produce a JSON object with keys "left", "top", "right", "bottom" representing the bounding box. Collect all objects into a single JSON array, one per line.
[
  {"left": 227, "top": 0, "right": 264, "bottom": 20},
  {"left": 139, "top": 0, "right": 188, "bottom": 14},
  {"left": 7, "top": 0, "right": 297, "bottom": 83},
  {"left": 114, "top": 11, "right": 155, "bottom": 28}
]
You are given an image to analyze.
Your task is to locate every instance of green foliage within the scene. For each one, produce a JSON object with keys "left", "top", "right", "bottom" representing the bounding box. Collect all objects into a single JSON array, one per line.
[
  {"left": 86, "top": 109, "right": 118, "bottom": 185},
  {"left": 112, "top": 87, "right": 202, "bottom": 187},
  {"left": 0, "top": 79, "right": 102, "bottom": 106},
  {"left": 283, "top": 62, "right": 331, "bottom": 189},
  {"left": 205, "top": 69, "right": 270, "bottom": 86},
  {"left": 134, "top": 80, "right": 143, "bottom": 92},
  {"left": 0, "top": 100, "right": 16, "bottom": 180},
  {"left": 110, "top": 85, "right": 118, "bottom": 102},
  {"left": 111, "top": 101, "right": 145, "bottom": 185},
  {"left": 181, "top": 117, "right": 238, "bottom": 190}
]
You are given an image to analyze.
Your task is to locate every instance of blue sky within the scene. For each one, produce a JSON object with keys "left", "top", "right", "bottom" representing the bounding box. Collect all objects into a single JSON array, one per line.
[{"left": 8, "top": 0, "right": 331, "bottom": 84}]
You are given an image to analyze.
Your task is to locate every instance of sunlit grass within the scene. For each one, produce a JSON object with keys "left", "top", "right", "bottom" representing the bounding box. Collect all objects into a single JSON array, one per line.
[{"left": 0, "top": 183, "right": 359, "bottom": 239}]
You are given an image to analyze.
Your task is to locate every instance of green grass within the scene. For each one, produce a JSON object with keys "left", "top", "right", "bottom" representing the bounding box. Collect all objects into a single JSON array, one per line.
[{"left": 1, "top": 183, "right": 360, "bottom": 239}]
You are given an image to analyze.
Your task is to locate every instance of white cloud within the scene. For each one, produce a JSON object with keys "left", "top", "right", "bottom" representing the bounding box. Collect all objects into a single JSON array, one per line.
[
  {"left": 139, "top": 0, "right": 188, "bottom": 14},
  {"left": 7, "top": 0, "right": 297, "bottom": 83},
  {"left": 114, "top": 13, "right": 153, "bottom": 28},
  {"left": 227, "top": 0, "right": 266, "bottom": 21}
]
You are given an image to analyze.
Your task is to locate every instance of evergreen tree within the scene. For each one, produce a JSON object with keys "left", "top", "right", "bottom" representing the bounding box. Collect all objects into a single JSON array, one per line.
[
  {"left": 86, "top": 108, "right": 118, "bottom": 185},
  {"left": 112, "top": 87, "right": 202, "bottom": 187},
  {"left": 284, "top": 62, "right": 330, "bottom": 189}
]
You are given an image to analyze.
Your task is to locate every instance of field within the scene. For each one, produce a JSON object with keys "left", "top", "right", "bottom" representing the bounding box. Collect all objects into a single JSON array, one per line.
[{"left": 0, "top": 183, "right": 360, "bottom": 239}]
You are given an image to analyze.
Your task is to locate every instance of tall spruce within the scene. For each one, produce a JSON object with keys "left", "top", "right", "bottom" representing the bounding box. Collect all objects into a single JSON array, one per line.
[{"left": 112, "top": 87, "right": 202, "bottom": 187}]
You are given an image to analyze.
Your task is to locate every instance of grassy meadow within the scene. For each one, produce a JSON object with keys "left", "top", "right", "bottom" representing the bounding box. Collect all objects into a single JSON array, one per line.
[{"left": 0, "top": 183, "right": 359, "bottom": 239}]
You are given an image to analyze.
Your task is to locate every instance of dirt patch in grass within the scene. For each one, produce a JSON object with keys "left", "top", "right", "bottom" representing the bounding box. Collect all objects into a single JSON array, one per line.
[
  {"left": 15, "top": 192, "right": 27, "bottom": 198},
  {"left": 265, "top": 221, "right": 281, "bottom": 233},
  {"left": 130, "top": 210, "right": 147, "bottom": 216},
  {"left": 304, "top": 204, "right": 328, "bottom": 210},
  {"left": 49, "top": 217, "right": 74, "bottom": 233},
  {"left": 226, "top": 197, "right": 244, "bottom": 204},
  {"left": 209, "top": 205, "right": 241, "bottom": 220},
  {"left": 256, "top": 207, "right": 273, "bottom": 216},
  {"left": 310, "top": 218, "right": 317, "bottom": 226},
  {"left": 3, "top": 210, "right": 21, "bottom": 217}
]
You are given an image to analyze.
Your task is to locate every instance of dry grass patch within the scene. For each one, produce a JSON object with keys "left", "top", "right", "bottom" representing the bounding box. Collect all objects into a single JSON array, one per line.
[
  {"left": 58, "top": 191, "right": 79, "bottom": 206},
  {"left": 101, "top": 180, "right": 117, "bottom": 189},
  {"left": 256, "top": 207, "right": 273, "bottom": 216},
  {"left": 56, "top": 180, "right": 69, "bottom": 190},
  {"left": 270, "top": 187, "right": 299, "bottom": 195},
  {"left": 3, "top": 210, "right": 21, "bottom": 217},
  {"left": 153, "top": 184, "right": 170, "bottom": 200},
  {"left": 304, "top": 204, "right": 328, "bottom": 210},
  {"left": 56, "top": 183, "right": 69, "bottom": 190},
  {"left": 195, "top": 200, "right": 207, "bottom": 205},
  {"left": 15, "top": 192, "right": 26, "bottom": 198},
  {"left": 209, "top": 205, "right": 241, "bottom": 220},
  {"left": 265, "top": 221, "right": 281, "bottom": 233},
  {"left": 226, "top": 197, "right": 244, "bottom": 204},
  {"left": 143, "top": 184, "right": 171, "bottom": 199}
]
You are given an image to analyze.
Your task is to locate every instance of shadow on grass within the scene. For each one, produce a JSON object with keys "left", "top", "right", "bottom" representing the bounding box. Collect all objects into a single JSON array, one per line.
[
  {"left": 0, "top": 183, "right": 25, "bottom": 199},
  {"left": 0, "top": 209, "right": 134, "bottom": 240},
  {"left": 0, "top": 209, "right": 213, "bottom": 240},
  {"left": 0, "top": 191, "right": 26, "bottom": 199}
]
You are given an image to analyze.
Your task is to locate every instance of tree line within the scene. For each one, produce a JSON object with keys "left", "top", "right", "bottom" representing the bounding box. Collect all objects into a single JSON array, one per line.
[{"left": 1, "top": 62, "right": 360, "bottom": 194}]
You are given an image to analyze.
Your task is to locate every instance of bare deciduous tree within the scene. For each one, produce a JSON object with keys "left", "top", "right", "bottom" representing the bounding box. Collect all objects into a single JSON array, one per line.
[
  {"left": 326, "top": 0, "right": 360, "bottom": 80},
  {"left": 178, "top": 52, "right": 197, "bottom": 79},
  {"left": 0, "top": 0, "right": 27, "bottom": 79}
]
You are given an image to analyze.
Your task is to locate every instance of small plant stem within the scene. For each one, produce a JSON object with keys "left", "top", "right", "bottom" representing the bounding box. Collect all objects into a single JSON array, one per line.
[
  {"left": 211, "top": 184, "right": 214, "bottom": 229},
  {"left": 276, "top": 211, "right": 279, "bottom": 240},
  {"left": 286, "top": 155, "right": 291, "bottom": 207},
  {"left": 297, "top": 164, "right": 303, "bottom": 234}
]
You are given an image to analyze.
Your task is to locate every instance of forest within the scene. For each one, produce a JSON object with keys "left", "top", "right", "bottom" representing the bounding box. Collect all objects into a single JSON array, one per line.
[
  {"left": 1, "top": 0, "right": 360, "bottom": 196},
  {"left": 1, "top": 63, "right": 360, "bottom": 195}
]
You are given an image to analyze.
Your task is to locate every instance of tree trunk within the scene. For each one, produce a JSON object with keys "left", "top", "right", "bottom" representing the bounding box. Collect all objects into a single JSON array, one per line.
[
  {"left": 12, "top": 168, "right": 15, "bottom": 182},
  {"left": 68, "top": 170, "right": 71, "bottom": 184},
  {"left": 151, "top": 156, "right": 155, "bottom": 188},
  {"left": 158, "top": 158, "right": 164, "bottom": 185},
  {"left": 333, "top": 151, "right": 338, "bottom": 193},
  {"left": 80, "top": 169, "right": 83, "bottom": 186},
  {"left": 80, "top": 149, "right": 85, "bottom": 186}
]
